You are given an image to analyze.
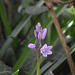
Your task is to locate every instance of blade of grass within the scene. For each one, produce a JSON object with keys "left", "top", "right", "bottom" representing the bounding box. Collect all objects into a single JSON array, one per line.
[
  {"left": 0, "top": 0, "right": 11, "bottom": 35},
  {"left": 44, "top": 44, "right": 75, "bottom": 75},
  {"left": 0, "top": 15, "right": 32, "bottom": 58},
  {"left": 12, "top": 70, "right": 19, "bottom": 75},
  {"left": 13, "top": 37, "right": 35, "bottom": 70}
]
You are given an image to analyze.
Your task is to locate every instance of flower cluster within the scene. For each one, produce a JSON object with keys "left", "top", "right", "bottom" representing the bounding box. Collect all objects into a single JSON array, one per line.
[
  {"left": 34, "top": 22, "right": 47, "bottom": 46},
  {"left": 28, "top": 22, "right": 52, "bottom": 57}
]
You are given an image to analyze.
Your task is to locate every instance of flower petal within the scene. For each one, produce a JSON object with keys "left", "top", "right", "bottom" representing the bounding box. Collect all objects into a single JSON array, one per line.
[
  {"left": 36, "top": 22, "right": 42, "bottom": 32},
  {"left": 40, "top": 44, "right": 47, "bottom": 51},
  {"left": 34, "top": 30, "right": 38, "bottom": 38},
  {"left": 37, "top": 22, "right": 41, "bottom": 27},
  {"left": 42, "top": 28, "right": 47, "bottom": 40},
  {"left": 43, "top": 44, "right": 47, "bottom": 48},
  {"left": 28, "top": 43, "right": 36, "bottom": 49},
  {"left": 47, "top": 51, "right": 52, "bottom": 55},
  {"left": 38, "top": 31, "right": 42, "bottom": 40},
  {"left": 47, "top": 46, "right": 53, "bottom": 50},
  {"left": 42, "top": 53, "right": 47, "bottom": 57}
]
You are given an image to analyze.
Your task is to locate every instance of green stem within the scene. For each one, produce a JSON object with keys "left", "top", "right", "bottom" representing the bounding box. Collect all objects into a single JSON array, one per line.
[{"left": 37, "top": 42, "right": 40, "bottom": 75}]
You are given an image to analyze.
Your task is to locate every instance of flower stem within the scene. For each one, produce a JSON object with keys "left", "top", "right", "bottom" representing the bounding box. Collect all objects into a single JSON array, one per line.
[{"left": 37, "top": 42, "right": 40, "bottom": 75}]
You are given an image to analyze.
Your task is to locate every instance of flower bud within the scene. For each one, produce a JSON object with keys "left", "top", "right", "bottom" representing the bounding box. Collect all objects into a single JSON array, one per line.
[
  {"left": 34, "top": 30, "right": 38, "bottom": 38},
  {"left": 28, "top": 43, "right": 36, "bottom": 49},
  {"left": 42, "top": 28, "right": 47, "bottom": 40},
  {"left": 38, "top": 31, "right": 42, "bottom": 40},
  {"left": 36, "top": 22, "right": 42, "bottom": 32}
]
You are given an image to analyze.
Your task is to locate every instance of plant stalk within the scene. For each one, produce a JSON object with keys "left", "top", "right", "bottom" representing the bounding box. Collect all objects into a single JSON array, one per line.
[
  {"left": 44, "top": 0, "right": 75, "bottom": 75},
  {"left": 37, "top": 41, "right": 40, "bottom": 75}
]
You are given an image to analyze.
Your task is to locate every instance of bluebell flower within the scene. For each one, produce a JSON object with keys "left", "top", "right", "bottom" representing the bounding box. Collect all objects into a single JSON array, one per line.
[
  {"left": 40, "top": 44, "right": 52, "bottom": 57},
  {"left": 34, "top": 22, "right": 47, "bottom": 46},
  {"left": 28, "top": 22, "right": 52, "bottom": 57},
  {"left": 34, "top": 22, "right": 47, "bottom": 40}
]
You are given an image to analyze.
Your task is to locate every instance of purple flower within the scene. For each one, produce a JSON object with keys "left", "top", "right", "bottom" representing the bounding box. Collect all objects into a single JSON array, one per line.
[
  {"left": 34, "top": 22, "right": 47, "bottom": 40},
  {"left": 34, "top": 30, "right": 38, "bottom": 38},
  {"left": 42, "top": 28, "right": 47, "bottom": 40},
  {"left": 36, "top": 22, "right": 42, "bottom": 32},
  {"left": 40, "top": 44, "right": 52, "bottom": 57},
  {"left": 28, "top": 43, "right": 36, "bottom": 49},
  {"left": 34, "top": 22, "right": 42, "bottom": 39}
]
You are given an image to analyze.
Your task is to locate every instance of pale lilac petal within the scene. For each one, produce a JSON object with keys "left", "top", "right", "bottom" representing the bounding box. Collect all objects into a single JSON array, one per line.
[
  {"left": 43, "top": 44, "right": 47, "bottom": 48},
  {"left": 40, "top": 44, "right": 47, "bottom": 51},
  {"left": 34, "top": 30, "right": 38, "bottom": 38},
  {"left": 43, "top": 48, "right": 52, "bottom": 55},
  {"left": 47, "top": 46, "right": 53, "bottom": 50},
  {"left": 47, "top": 51, "right": 52, "bottom": 55},
  {"left": 42, "top": 53, "right": 47, "bottom": 57},
  {"left": 28, "top": 43, "right": 36, "bottom": 49},
  {"left": 38, "top": 31, "right": 42, "bottom": 40},
  {"left": 37, "top": 22, "right": 41, "bottom": 27},
  {"left": 40, "top": 48, "right": 46, "bottom": 54},
  {"left": 36, "top": 22, "right": 41, "bottom": 28},
  {"left": 42, "top": 28, "right": 47, "bottom": 40},
  {"left": 36, "top": 22, "right": 42, "bottom": 32}
]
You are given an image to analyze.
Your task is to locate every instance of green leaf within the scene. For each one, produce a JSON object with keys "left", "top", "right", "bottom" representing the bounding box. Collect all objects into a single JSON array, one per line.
[
  {"left": 44, "top": 44, "right": 75, "bottom": 75},
  {"left": 12, "top": 70, "right": 19, "bottom": 75},
  {"left": 0, "top": 0, "right": 11, "bottom": 35},
  {"left": 13, "top": 37, "right": 35, "bottom": 71},
  {"left": 13, "top": 47, "right": 31, "bottom": 71},
  {"left": 0, "top": 16, "right": 32, "bottom": 58}
]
